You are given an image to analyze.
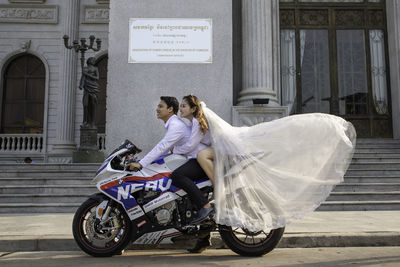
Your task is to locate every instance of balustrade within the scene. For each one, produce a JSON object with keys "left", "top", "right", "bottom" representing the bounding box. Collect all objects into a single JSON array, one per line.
[
  {"left": 0, "top": 134, "right": 43, "bottom": 152},
  {"left": 0, "top": 134, "right": 106, "bottom": 154}
]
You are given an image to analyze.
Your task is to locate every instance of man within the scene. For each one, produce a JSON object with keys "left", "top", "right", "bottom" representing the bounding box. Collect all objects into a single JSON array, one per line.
[{"left": 127, "top": 96, "right": 187, "bottom": 170}]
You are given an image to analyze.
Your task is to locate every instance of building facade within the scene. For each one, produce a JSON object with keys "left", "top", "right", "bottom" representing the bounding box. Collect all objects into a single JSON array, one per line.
[{"left": 0, "top": 0, "right": 399, "bottom": 162}]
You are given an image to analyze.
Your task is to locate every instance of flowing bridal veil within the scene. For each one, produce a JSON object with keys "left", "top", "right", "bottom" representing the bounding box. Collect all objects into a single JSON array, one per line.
[{"left": 201, "top": 103, "right": 356, "bottom": 232}]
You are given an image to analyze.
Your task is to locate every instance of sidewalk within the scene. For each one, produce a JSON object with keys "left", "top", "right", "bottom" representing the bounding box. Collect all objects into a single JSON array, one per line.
[{"left": 1, "top": 211, "right": 399, "bottom": 252}]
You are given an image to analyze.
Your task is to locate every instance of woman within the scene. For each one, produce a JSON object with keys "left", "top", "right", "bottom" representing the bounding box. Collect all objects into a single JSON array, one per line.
[
  {"left": 174, "top": 95, "right": 215, "bottom": 253},
  {"left": 171, "top": 95, "right": 215, "bottom": 227},
  {"left": 175, "top": 95, "right": 215, "bottom": 185}
]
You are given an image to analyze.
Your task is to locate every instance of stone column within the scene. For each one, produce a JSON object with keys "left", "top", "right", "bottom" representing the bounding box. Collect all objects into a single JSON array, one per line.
[
  {"left": 387, "top": 1, "right": 400, "bottom": 139},
  {"left": 238, "top": 0, "right": 280, "bottom": 106},
  {"left": 49, "top": 0, "right": 80, "bottom": 162},
  {"left": 233, "top": 0, "right": 287, "bottom": 126}
]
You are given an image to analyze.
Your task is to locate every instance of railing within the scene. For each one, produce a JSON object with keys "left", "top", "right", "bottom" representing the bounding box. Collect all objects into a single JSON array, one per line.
[
  {"left": 0, "top": 134, "right": 43, "bottom": 152},
  {"left": 0, "top": 134, "right": 106, "bottom": 153},
  {"left": 97, "top": 133, "right": 106, "bottom": 151}
]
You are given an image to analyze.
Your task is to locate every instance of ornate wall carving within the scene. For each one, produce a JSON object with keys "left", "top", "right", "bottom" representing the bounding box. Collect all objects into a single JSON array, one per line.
[
  {"left": 83, "top": 5, "right": 109, "bottom": 24},
  {"left": 300, "top": 9, "right": 329, "bottom": 26},
  {"left": 0, "top": 5, "right": 58, "bottom": 23}
]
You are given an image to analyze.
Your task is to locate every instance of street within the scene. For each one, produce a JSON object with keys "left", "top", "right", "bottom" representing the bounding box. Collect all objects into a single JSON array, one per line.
[{"left": 1, "top": 247, "right": 400, "bottom": 267}]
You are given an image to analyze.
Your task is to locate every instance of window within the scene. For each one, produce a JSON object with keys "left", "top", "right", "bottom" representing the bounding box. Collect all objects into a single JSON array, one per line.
[{"left": 1, "top": 54, "right": 45, "bottom": 134}]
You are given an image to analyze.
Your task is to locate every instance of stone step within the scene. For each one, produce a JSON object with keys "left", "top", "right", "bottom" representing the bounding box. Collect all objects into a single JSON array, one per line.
[
  {"left": 333, "top": 183, "right": 400, "bottom": 192},
  {"left": 349, "top": 163, "right": 400, "bottom": 169},
  {"left": 0, "top": 177, "right": 93, "bottom": 186},
  {"left": 355, "top": 148, "right": 400, "bottom": 153},
  {"left": 317, "top": 201, "right": 400, "bottom": 211},
  {"left": 0, "top": 163, "right": 99, "bottom": 171},
  {"left": 356, "top": 144, "right": 400, "bottom": 148},
  {"left": 326, "top": 192, "right": 400, "bottom": 201},
  {"left": 345, "top": 169, "right": 400, "bottom": 176},
  {"left": 0, "top": 185, "right": 97, "bottom": 194},
  {"left": 0, "top": 170, "right": 96, "bottom": 178},
  {"left": 356, "top": 138, "right": 400, "bottom": 144},
  {"left": 0, "top": 203, "right": 79, "bottom": 213},
  {"left": 0, "top": 194, "right": 89, "bottom": 203},
  {"left": 353, "top": 153, "right": 400, "bottom": 158},
  {"left": 343, "top": 176, "right": 400, "bottom": 183},
  {"left": 352, "top": 158, "right": 400, "bottom": 163}
]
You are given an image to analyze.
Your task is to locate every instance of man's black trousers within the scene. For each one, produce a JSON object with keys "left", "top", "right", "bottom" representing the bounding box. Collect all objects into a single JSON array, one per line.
[{"left": 171, "top": 159, "right": 209, "bottom": 209}]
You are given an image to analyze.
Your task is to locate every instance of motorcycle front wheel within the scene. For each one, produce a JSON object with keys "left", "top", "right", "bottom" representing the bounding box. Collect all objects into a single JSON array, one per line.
[
  {"left": 218, "top": 225, "right": 285, "bottom": 257},
  {"left": 72, "top": 197, "right": 132, "bottom": 257}
]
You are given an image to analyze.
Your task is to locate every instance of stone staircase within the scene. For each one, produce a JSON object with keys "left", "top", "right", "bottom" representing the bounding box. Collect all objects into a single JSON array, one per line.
[
  {"left": 0, "top": 164, "right": 98, "bottom": 213},
  {"left": 0, "top": 138, "right": 400, "bottom": 213},
  {"left": 319, "top": 138, "right": 400, "bottom": 211}
]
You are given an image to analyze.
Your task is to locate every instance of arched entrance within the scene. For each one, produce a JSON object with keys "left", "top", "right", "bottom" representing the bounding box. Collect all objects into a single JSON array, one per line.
[{"left": 1, "top": 54, "right": 45, "bottom": 134}]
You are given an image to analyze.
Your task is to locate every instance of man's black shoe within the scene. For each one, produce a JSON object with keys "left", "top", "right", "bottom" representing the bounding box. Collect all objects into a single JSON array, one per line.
[
  {"left": 191, "top": 206, "right": 214, "bottom": 225},
  {"left": 187, "top": 235, "right": 211, "bottom": 253}
]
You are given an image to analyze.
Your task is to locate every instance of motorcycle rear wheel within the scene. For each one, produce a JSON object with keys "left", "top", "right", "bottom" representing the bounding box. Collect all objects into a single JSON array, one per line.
[
  {"left": 218, "top": 225, "right": 285, "bottom": 257},
  {"left": 72, "top": 198, "right": 132, "bottom": 257}
]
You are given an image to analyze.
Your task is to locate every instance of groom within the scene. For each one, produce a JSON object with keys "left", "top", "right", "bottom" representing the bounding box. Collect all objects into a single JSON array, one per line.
[
  {"left": 129, "top": 96, "right": 190, "bottom": 170},
  {"left": 127, "top": 96, "right": 213, "bottom": 224},
  {"left": 127, "top": 96, "right": 187, "bottom": 169}
]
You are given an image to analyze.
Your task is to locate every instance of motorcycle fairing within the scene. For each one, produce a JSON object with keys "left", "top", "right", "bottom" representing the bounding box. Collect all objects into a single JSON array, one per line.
[
  {"left": 132, "top": 228, "right": 182, "bottom": 245},
  {"left": 96, "top": 148, "right": 128, "bottom": 176},
  {"left": 97, "top": 172, "right": 212, "bottom": 221},
  {"left": 98, "top": 172, "right": 172, "bottom": 218}
]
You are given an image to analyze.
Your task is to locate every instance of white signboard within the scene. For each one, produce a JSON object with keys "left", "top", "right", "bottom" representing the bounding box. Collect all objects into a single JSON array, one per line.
[{"left": 128, "top": 18, "right": 212, "bottom": 63}]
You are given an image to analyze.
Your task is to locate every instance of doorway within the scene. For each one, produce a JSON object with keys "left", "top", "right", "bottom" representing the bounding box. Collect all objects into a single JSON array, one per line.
[{"left": 280, "top": 0, "right": 391, "bottom": 137}]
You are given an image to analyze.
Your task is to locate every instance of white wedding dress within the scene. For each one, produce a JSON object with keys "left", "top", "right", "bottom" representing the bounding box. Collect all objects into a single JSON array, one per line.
[{"left": 202, "top": 103, "right": 356, "bottom": 232}]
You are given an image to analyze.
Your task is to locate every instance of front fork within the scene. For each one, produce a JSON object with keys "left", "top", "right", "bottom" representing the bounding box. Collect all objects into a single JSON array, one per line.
[
  {"left": 95, "top": 200, "right": 111, "bottom": 221},
  {"left": 90, "top": 194, "right": 119, "bottom": 230}
]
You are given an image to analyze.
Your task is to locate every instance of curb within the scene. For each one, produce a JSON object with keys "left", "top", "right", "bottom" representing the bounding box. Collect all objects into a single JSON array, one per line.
[{"left": 1, "top": 232, "right": 399, "bottom": 252}]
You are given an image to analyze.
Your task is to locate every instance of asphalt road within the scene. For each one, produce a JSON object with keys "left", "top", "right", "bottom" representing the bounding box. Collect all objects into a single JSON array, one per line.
[{"left": 1, "top": 247, "right": 400, "bottom": 267}]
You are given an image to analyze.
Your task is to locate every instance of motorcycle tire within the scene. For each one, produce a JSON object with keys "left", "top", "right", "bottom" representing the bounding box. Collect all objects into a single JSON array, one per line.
[
  {"left": 218, "top": 225, "right": 285, "bottom": 257},
  {"left": 72, "top": 198, "right": 132, "bottom": 257}
]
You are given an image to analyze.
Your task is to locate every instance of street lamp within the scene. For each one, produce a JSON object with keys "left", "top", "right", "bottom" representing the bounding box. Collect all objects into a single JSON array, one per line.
[{"left": 63, "top": 35, "right": 102, "bottom": 71}]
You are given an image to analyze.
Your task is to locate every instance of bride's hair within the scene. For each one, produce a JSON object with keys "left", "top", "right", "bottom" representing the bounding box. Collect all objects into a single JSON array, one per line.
[{"left": 183, "top": 95, "right": 208, "bottom": 134}]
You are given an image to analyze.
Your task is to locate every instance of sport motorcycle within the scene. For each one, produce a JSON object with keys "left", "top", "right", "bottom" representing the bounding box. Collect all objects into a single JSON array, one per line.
[{"left": 72, "top": 140, "right": 285, "bottom": 257}]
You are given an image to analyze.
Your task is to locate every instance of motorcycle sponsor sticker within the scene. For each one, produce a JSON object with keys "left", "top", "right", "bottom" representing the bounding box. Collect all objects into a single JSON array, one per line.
[
  {"left": 127, "top": 205, "right": 144, "bottom": 220},
  {"left": 143, "top": 192, "right": 178, "bottom": 213}
]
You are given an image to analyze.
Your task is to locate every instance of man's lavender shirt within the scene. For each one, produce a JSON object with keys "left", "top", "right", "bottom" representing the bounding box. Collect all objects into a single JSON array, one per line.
[{"left": 139, "top": 115, "right": 189, "bottom": 168}]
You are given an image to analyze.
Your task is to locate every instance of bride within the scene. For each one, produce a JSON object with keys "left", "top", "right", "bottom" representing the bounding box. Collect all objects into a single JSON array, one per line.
[{"left": 181, "top": 95, "right": 356, "bottom": 232}]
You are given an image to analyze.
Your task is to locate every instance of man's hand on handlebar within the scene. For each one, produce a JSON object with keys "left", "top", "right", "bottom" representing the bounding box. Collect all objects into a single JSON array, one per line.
[{"left": 126, "top": 162, "right": 142, "bottom": 171}]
